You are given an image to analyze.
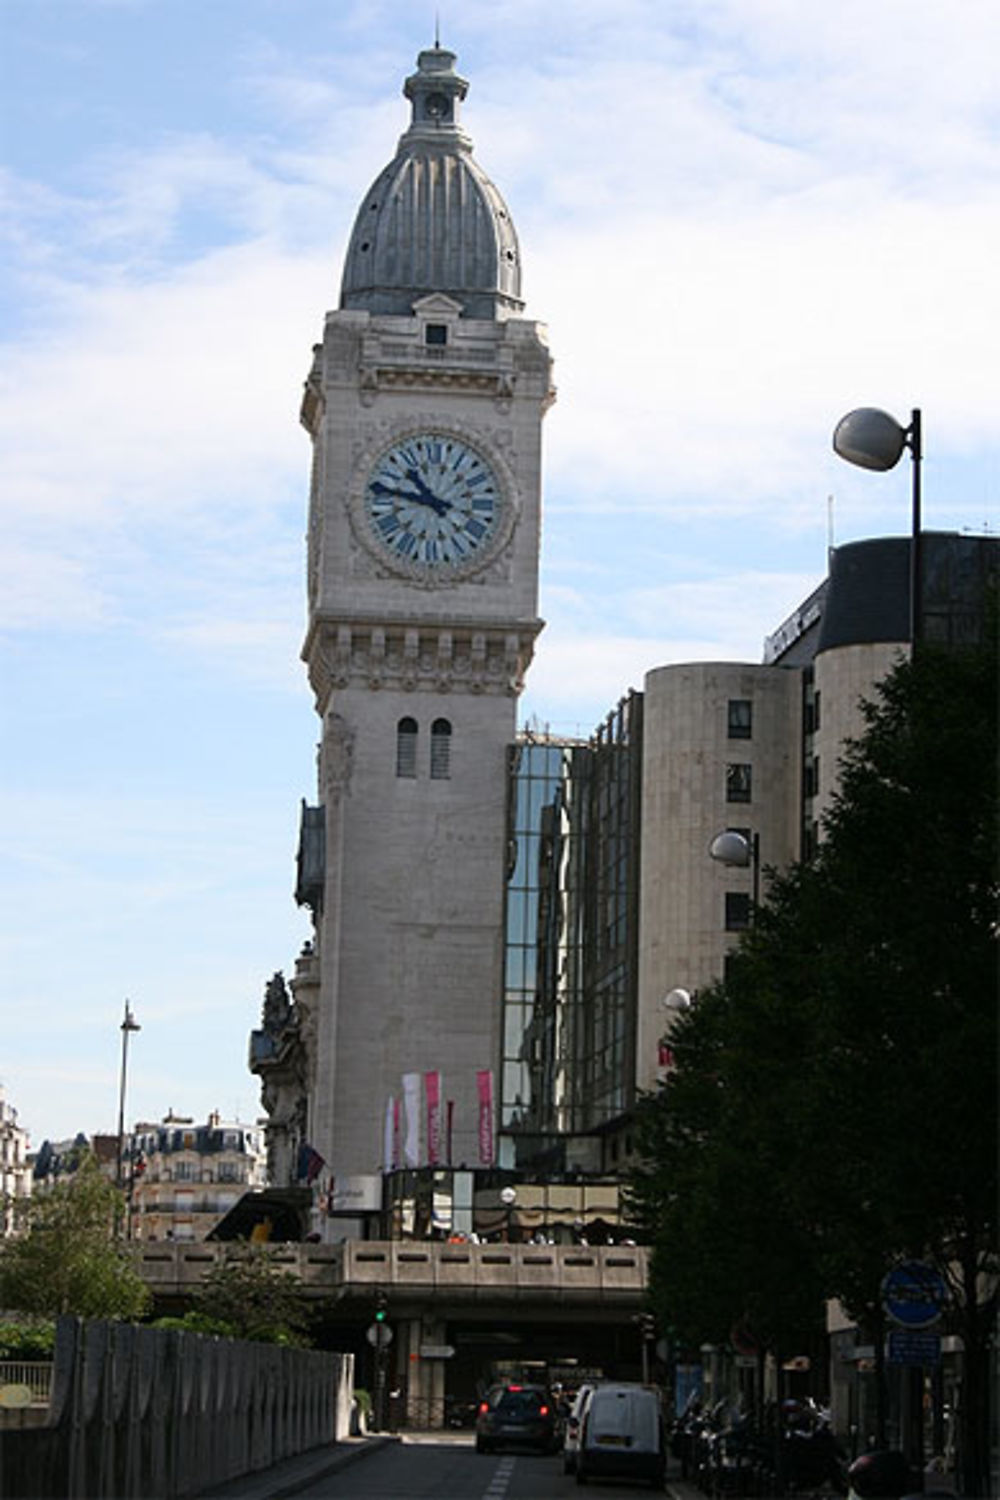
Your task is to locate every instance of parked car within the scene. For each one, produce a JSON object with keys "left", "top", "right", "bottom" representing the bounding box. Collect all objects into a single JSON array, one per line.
[
  {"left": 475, "top": 1382, "right": 561, "bottom": 1454},
  {"left": 563, "top": 1384, "right": 597, "bottom": 1474},
  {"left": 575, "top": 1381, "right": 666, "bottom": 1488}
]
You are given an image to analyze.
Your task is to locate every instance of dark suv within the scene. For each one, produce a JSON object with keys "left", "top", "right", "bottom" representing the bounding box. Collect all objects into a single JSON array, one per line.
[{"left": 475, "top": 1383, "right": 560, "bottom": 1454}]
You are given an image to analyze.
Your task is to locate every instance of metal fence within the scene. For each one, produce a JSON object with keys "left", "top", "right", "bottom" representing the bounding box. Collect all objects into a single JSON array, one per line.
[{"left": 0, "top": 1361, "right": 53, "bottom": 1405}]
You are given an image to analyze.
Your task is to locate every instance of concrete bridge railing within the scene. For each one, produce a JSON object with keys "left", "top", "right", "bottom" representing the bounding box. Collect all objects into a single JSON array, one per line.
[{"left": 130, "top": 1238, "right": 650, "bottom": 1309}]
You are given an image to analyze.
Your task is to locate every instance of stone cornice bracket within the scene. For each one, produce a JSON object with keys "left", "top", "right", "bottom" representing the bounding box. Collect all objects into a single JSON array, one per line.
[{"left": 300, "top": 344, "right": 325, "bottom": 433}]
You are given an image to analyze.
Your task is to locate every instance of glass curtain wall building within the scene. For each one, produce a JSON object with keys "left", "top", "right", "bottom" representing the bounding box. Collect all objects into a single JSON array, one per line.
[{"left": 502, "top": 696, "right": 643, "bottom": 1173}]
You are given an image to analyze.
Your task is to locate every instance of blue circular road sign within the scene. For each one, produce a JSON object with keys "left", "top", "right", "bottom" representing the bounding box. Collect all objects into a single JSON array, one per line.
[{"left": 881, "top": 1261, "right": 947, "bottom": 1328}]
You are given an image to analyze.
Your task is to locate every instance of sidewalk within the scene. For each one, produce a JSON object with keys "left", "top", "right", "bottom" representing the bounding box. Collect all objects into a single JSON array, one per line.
[
  {"left": 664, "top": 1456, "right": 705, "bottom": 1500},
  {"left": 194, "top": 1433, "right": 399, "bottom": 1500}
]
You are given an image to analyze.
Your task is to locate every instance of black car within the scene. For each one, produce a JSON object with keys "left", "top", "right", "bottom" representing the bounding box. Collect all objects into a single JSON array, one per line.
[{"left": 475, "top": 1383, "right": 560, "bottom": 1454}]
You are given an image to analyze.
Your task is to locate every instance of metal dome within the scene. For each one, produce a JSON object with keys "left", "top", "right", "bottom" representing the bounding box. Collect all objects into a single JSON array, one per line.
[{"left": 339, "top": 46, "right": 524, "bottom": 321}]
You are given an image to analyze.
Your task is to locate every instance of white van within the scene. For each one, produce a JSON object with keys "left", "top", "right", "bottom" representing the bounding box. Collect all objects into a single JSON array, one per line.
[{"left": 576, "top": 1381, "right": 666, "bottom": 1488}]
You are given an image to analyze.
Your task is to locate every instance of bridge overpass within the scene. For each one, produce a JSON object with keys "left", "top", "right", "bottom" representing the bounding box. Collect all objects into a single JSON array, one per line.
[{"left": 131, "top": 1239, "right": 654, "bottom": 1425}]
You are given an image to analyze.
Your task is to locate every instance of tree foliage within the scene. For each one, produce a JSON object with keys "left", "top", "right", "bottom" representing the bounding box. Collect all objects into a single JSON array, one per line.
[
  {"left": 179, "top": 1244, "right": 310, "bottom": 1346},
  {"left": 629, "top": 630, "right": 998, "bottom": 1491},
  {"left": 0, "top": 1154, "right": 151, "bottom": 1321}
]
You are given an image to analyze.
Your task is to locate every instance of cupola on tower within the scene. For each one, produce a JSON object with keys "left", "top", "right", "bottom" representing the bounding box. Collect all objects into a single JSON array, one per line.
[{"left": 293, "top": 44, "right": 555, "bottom": 1228}]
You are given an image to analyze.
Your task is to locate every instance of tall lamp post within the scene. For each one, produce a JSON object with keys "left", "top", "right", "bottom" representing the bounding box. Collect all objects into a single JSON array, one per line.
[
  {"left": 115, "top": 1001, "right": 140, "bottom": 1196},
  {"left": 832, "top": 406, "right": 923, "bottom": 645}
]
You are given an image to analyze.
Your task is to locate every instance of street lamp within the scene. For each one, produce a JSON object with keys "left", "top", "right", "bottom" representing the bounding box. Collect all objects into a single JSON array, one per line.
[
  {"left": 832, "top": 406, "right": 923, "bottom": 645},
  {"left": 709, "top": 829, "right": 760, "bottom": 912},
  {"left": 660, "top": 988, "right": 692, "bottom": 1015},
  {"left": 500, "top": 1184, "right": 517, "bottom": 1243},
  {"left": 115, "top": 1001, "right": 140, "bottom": 1195}
]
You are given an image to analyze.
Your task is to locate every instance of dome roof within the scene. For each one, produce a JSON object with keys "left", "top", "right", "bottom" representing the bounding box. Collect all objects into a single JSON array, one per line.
[{"left": 339, "top": 46, "right": 523, "bottom": 321}]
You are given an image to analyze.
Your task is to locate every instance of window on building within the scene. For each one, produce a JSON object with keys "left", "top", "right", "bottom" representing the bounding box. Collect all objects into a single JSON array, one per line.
[
  {"left": 725, "top": 892, "right": 751, "bottom": 931},
  {"left": 174, "top": 1159, "right": 194, "bottom": 1181},
  {"left": 396, "top": 717, "right": 418, "bottom": 778},
  {"left": 425, "top": 323, "right": 448, "bottom": 346},
  {"left": 217, "top": 1161, "right": 241, "bottom": 1183},
  {"left": 726, "top": 763, "right": 753, "bottom": 803},
  {"left": 728, "top": 699, "right": 753, "bottom": 739},
  {"left": 804, "top": 755, "right": 820, "bottom": 799},
  {"left": 430, "top": 718, "right": 452, "bottom": 780}
]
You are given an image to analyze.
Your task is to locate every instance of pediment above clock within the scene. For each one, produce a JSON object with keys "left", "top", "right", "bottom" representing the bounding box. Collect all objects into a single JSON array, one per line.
[{"left": 412, "top": 293, "right": 464, "bottom": 319}]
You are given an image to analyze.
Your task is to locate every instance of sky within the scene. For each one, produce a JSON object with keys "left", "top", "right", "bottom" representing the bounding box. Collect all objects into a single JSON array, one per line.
[{"left": 2, "top": 0, "right": 997, "bottom": 1149}]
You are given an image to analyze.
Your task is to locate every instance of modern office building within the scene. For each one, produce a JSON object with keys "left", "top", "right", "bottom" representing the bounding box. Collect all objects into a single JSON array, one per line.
[{"left": 497, "top": 530, "right": 997, "bottom": 1182}]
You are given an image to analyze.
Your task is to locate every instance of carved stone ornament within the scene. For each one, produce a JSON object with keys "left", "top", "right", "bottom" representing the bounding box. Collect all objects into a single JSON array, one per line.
[{"left": 320, "top": 712, "right": 355, "bottom": 795}]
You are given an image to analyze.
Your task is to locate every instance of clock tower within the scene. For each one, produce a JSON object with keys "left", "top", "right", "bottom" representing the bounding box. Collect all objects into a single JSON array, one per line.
[{"left": 297, "top": 44, "right": 554, "bottom": 1213}]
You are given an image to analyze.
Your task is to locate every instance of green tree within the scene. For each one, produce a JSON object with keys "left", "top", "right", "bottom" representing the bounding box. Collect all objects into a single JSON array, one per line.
[
  {"left": 630, "top": 630, "right": 998, "bottom": 1495},
  {"left": 185, "top": 1244, "right": 310, "bottom": 1346},
  {"left": 0, "top": 1154, "right": 151, "bottom": 1321}
]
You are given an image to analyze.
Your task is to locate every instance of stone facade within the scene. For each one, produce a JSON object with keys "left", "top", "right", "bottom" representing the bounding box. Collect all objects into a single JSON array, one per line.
[
  {"left": 129, "top": 1111, "right": 266, "bottom": 1242},
  {"left": 0, "top": 1086, "right": 31, "bottom": 1235},
  {"left": 294, "top": 48, "right": 554, "bottom": 1214}
]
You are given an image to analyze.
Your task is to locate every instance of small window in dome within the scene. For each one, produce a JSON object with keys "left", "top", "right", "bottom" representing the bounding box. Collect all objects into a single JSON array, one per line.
[
  {"left": 360, "top": 241, "right": 370, "bottom": 252},
  {"left": 425, "top": 324, "right": 448, "bottom": 347}
]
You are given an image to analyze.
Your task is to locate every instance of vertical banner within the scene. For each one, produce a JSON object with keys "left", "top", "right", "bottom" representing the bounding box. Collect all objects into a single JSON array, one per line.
[
  {"left": 446, "top": 1099, "right": 455, "bottom": 1167},
  {"left": 393, "top": 1098, "right": 401, "bottom": 1171},
  {"left": 383, "top": 1097, "right": 395, "bottom": 1175},
  {"left": 402, "top": 1072, "right": 421, "bottom": 1167},
  {"left": 476, "top": 1069, "right": 495, "bottom": 1166},
  {"left": 425, "top": 1071, "right": 442, "bottom": 1166}
]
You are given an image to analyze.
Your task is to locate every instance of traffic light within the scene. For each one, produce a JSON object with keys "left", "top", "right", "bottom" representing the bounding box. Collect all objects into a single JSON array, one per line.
[{"left": 374, "top": 1288, "right": 388, "bottom": 1323}]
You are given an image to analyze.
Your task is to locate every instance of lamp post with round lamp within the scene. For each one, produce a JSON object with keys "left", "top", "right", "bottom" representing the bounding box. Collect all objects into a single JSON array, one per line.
[{"left": 832, "top": 406, "right": 923, "bottom": 645}]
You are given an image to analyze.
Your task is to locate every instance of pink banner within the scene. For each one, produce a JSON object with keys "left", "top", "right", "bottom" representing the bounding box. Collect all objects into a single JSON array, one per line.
[
  {"left": 402, "top": 1072, "right": 421, "bottom": 1167},
  {"left": 476, "top": 1069, "right": 494, "bottom": 1166},
  {"left": 425, "top": 1071, "right": 442, "bottom": 1166}
]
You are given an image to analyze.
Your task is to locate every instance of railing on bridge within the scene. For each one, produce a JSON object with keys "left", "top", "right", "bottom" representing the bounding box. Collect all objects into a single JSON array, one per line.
[{"left": 130, "top": 1238, "right": 650, "bottom": 1305}]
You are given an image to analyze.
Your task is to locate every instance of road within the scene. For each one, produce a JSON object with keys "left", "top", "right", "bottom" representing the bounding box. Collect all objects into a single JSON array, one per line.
[{"left": 289, "top": 1432, "right": 667, "bottom": 1499}]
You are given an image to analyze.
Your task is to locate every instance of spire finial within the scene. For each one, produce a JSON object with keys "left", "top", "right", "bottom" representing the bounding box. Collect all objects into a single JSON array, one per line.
[{"left": 435, "top": 11, "right": 441, "bottom": 48}]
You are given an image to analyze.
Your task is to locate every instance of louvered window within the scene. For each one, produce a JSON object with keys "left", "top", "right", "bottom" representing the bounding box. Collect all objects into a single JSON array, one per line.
[
  {"left": 430, "top": 718, "right": 452, "bottom": 780},
  {"left": 396, "top": 717, "right": 418, "bottom": 778}
]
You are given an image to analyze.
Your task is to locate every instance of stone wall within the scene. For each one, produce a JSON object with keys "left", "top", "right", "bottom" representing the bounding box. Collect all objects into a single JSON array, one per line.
[{"left": 0, "top": 1316, "right": 353, "bottom": 1499}]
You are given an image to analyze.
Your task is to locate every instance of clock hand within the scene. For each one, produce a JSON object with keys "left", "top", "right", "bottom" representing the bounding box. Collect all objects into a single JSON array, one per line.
[
  {"left": 370, "top": 480, "right": 434, "bottom": 511},
  {"left": 404, "top": 467, "right": 452, "bottom": 516}
]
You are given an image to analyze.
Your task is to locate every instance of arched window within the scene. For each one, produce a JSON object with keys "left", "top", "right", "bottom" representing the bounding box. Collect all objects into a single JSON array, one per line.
[
  {"left": 396, "top": 717, "right": 418, "bottom": 778},
  {"left": 430, "top": 718, "right": 452, "bottom": 780}
]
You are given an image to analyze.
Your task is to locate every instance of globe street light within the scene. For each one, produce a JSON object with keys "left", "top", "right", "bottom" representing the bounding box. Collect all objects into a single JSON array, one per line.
[
  {"left": 832, "top": 406, "right": 923, "bottom": 645},
  {"left": 499, "top": 1184, "right": 517, "bottom": 1242},
  {"left": 709, "top": 829, "right": 760, "bottom": 912},
  {"left": 660, "top": 988, "right": 692, "bottom": 1015}
]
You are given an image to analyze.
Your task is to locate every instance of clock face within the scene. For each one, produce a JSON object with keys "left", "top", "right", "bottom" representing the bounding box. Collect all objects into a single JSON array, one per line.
[{"left": 363, "top": 433, "right": 503, "bottom": 575}]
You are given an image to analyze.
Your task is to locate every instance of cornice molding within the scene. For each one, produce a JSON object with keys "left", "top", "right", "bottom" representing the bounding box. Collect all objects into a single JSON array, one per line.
[{"left": 303, "top": 617, "right": 541, "bottom": 707}]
